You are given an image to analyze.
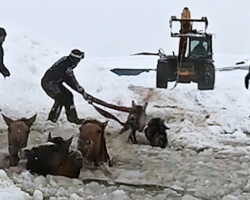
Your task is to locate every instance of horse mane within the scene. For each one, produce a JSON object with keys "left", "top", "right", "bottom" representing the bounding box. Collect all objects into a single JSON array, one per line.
[{"left": 81, "top": 118, "right": 104, "bottom": 128}]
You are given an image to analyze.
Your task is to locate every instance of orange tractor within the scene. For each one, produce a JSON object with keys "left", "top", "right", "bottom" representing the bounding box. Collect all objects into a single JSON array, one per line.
[
  {"left": 156, "top": 15, "right": 215, "bottom": 90},
  {"left": 111, "top": 14, "right": 215, "bottom": 90}
]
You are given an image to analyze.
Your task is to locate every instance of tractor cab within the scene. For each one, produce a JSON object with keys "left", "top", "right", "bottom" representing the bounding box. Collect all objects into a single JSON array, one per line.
[
  {"left": 188, "top": 34, "right": 213, "bottom": 59},
  {"left": 169, "top": 16, "right": 212, "bottom": 59}
]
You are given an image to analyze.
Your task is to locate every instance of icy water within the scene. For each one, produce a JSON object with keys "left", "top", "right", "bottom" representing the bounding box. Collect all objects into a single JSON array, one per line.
[{"left": 1, "top": 75, "right": 250, "bottom": 199}]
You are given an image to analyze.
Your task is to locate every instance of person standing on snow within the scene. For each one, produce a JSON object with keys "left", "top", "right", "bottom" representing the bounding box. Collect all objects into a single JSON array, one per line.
[
  {"left": 41, "top": 49, "right": 90, "bottom": 124},
  {"left": 0, "top": 28, "right": 11, "bottom": 78},
  {"left": 245, "top": 69, "right": 250, "bottom": 89}
]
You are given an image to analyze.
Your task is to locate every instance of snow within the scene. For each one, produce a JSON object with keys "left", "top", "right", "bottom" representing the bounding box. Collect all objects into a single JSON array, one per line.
[
  {"left": 0, "top": 170, "right": 31, "bottom": 200},
  {"left": 0, "top": 0, "right": 250, "bottom": 200}
]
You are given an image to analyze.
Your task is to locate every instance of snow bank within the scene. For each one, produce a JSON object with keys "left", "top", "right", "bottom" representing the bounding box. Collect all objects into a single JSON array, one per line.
[{"left": 0, "top": 169, "right": 31, "bottom": 200}]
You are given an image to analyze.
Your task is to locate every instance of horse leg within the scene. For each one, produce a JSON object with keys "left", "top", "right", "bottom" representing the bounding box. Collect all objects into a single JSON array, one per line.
[
  {"left": 128, "top": 129, "right": 137, "bottom": 144},
  {"left": 107, "top": 157, "right": 115, "bottom": 167},
  {"left": 103, "top": 149, "right": 113, "bottom": 167},
  {"left": 103, "top": 148, "right": 113, "bottom": 167},
  {"left": 127, "top": 134, "right": 133, "bottom": 143},
  {"left": 131, "top": 129, "right": 137, "bottom": 144},
  {"left": 104, "top": 151, "right": 112, "bottom": 167}
]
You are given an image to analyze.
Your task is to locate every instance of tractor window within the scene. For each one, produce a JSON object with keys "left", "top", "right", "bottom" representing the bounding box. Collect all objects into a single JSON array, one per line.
[{"left": 190, "top": 39, "right": 208, "bottom": 56}]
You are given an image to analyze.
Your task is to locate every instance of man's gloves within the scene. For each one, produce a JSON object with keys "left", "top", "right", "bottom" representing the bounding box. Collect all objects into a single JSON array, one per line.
[
  {"left": 82, "top": 92, "right": 89, "bottom": 100},
  {"left": 82, "top": 92, "right": 92, "bottom": 103},
  {"left": 0, "top": 66, "right": 10, "bottom": 78}
]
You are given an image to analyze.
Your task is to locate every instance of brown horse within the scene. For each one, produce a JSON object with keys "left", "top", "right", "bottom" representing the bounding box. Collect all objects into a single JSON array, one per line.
[
  {"left": 119, "top": 100, "right": 148, "bottom": 144},
  {"left": 20, "top": 133, "right": 83, "bottom": 178},
  {"left": 77, "top": 119, "right": 113, "bottom": 167},
  {"left": 2, "top": 114, "right": 37, "bottom": 166}
]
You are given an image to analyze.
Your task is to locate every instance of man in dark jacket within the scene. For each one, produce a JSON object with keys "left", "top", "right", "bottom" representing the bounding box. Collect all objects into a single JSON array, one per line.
[
  {"left": 245, "top": 69, "right": 250, "bottom": 89},
  {"left": 41, "top": 49, "right": 90, "bottom": 124},
  {"left": 0, "top": 28, "right": 11, "bottom": 78}
]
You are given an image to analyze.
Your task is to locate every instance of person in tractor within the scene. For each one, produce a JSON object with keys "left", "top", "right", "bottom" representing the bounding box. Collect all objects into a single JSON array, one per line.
[
  {"left": 41, "top": 49, "right": 90, "bottom": 124},
  {"left": 191, "top": 40, "right": 206, "bottom": 56}
]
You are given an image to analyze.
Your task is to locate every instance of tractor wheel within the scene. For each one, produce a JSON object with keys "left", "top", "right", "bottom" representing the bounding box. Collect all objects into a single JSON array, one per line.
[
  {"left": 197, "top": 63, "right": 215, "bottom": 90},
  {"left": 156, "top": 61, "right": 168, "bottom": 89},
  {"left": 156, "top": 60, "right": 176, "bottom": 89}
]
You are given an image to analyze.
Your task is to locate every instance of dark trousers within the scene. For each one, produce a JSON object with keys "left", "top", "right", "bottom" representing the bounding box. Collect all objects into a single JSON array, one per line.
[{"left": 41, "top": 80, "right": 76, "bottom": 122}]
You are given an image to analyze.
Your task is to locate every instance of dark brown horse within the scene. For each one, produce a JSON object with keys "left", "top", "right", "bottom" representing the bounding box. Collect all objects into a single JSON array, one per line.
[
  {"left": 77, "top": 119, "right": 113, "bottom": 167},
  {"left": 144, "top": 118, "right": 169, "bottom": 148},
  {"left": 2, "top": 114, "right": 37, "bottom": 166},
  {"left": 19, "top": 133, "right": 83, "bottom": 178},
  {"left": 119, "top": 100, "right": 148, "bottom": 144}
]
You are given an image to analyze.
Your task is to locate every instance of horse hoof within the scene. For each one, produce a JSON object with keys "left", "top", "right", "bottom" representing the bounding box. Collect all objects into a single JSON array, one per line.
[{"left": 108, "top": 158, "right": 115, "bottom": 167}]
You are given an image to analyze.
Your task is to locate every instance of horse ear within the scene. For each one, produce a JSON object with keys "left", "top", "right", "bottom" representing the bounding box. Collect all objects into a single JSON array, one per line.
[
  {"left": 102, "top": 120, "right": 109, "bottom": 129},
  {"left": 142, "top": 102, "right": 148, "bottom": 111},
  {"left": 22, "top": 114, "right": 37, "bottom": 127},
  {"left": 132, "top": 100, "right": 136, "bottom": 108},
  {"left": 163, "top": 120, "right": 170, "bottom": 130},
  {"left": 65, "top": 137, "right": 73, "bottom": 149},
  {"left": 2, "top": 114, "right": 14, "bottom": 127},
  {"left": 48, "top": 132, "right": 52, "bottom": 141}
]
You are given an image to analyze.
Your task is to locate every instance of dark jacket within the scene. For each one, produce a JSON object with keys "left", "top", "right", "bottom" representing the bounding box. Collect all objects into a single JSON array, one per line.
[
  {"left": 245, "top": 71, "right": 250, "bottom": 89},
  {"left": 41, "top": 56, "right": 84, "bottom": 94},
  {"left": 0, "top": 45, "right": 10, "bottom": 77}
]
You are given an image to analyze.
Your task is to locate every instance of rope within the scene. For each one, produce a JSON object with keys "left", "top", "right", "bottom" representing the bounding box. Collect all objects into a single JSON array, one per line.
[{"left": 170, "top": 43, "right": 185, "bottom": 90}]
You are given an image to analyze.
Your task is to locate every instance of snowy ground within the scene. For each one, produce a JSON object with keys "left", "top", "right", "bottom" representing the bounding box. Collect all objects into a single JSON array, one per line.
[
  {"left": 0, "top": 23, "right": 249, "bottom": 200},
  {"left": 1, "top": 1, "right": 250, "bottom": 199}
]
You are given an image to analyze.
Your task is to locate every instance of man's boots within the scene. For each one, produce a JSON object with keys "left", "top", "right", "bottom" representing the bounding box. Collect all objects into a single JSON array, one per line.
[
  {"left": 66, "top": 107, "right": 84, "bottom": 125},
  {"left": 48, "top": 102, "right": 63, "bottom": 123}
]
